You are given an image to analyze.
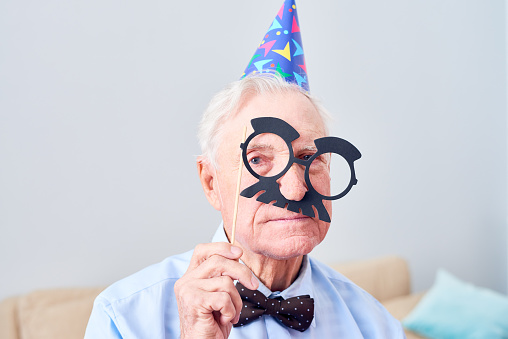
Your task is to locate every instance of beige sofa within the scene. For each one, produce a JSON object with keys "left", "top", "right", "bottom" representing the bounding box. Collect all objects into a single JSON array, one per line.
[{"left": 0, "top": 256, "right": 425, "bottom": 339}]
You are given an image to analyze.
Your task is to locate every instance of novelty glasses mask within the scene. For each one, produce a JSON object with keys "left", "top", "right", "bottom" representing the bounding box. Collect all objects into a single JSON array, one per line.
[{"left": 240, "top": 117, "right": 361, "bottom": 223}]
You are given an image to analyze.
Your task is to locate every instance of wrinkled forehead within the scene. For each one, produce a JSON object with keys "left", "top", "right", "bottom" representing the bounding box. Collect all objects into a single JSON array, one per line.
[
  {"left": 215, "top": 92, "right": 327, "bottom": 167},
  {"left": 232, "top": 92, "right": 326, "bottom": 136}
]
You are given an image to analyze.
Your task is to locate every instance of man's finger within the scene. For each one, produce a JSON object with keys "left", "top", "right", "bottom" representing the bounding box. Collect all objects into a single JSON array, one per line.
[
  {"left": 189, "top": 255, "right": 259, "bottom": 291},
  {"left": 189, "top": 242, "right": 243, "bottom": 270},
  {"left": 206, "top": 291, "right": 238, "bottom": 326},
  {"left": 198, "top": 276, "right": 243, "bottom": 323}
]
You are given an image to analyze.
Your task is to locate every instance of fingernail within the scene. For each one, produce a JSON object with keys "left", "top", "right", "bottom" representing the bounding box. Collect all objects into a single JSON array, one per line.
[{"left": 231, "top": 246, "right": 242, "bottom": 256}]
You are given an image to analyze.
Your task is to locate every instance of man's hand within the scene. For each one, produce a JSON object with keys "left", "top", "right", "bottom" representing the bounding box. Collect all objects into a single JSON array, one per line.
[{"left": 174, "top": 242, "right": 259, "bottom": 339}]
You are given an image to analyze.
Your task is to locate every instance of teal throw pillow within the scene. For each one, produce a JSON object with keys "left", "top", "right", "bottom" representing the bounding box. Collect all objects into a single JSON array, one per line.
[{"left": 402, "top": 269, "right": 508, "bottom": 339}]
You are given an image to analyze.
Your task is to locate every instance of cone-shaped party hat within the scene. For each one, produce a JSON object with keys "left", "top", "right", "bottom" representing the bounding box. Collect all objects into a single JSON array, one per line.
[{"left": 242, "top": 0, "right": 309, "bottom": 91}]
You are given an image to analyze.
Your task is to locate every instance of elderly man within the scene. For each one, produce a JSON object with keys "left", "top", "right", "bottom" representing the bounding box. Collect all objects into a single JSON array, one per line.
[
  {"left": 84, "top": 74, "right": 405, "bottom": 338},
  {"left": 86, "top": 0, "right": 406, "bottom": 337}
]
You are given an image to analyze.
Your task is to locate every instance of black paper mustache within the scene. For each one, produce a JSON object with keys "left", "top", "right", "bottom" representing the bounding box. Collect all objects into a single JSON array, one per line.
[{"left": 240, "top": 117, "right": 361, "bottom": 222}]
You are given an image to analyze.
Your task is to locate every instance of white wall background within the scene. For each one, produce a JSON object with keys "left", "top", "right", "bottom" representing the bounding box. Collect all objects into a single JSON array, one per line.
[{"left": 0, "top": 0, "right": 506, "bottom": 301}]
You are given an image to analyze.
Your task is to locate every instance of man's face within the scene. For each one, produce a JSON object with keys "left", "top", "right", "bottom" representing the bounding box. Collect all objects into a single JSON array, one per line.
[{"left": 214, "top": 91, "right": 331, "bottom": 260}]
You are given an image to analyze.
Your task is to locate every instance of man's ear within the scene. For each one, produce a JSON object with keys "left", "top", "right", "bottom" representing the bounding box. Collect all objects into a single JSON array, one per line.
[{"left": 197, "top": 157, "right": 221, "bottom": 211}]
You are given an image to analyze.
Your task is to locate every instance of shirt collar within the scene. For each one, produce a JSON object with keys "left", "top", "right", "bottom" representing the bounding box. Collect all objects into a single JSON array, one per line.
[
  {"left": 211, "top": 223, "right": 317, "bottom": 329},
  {"left": 211, "top": 221, "right": 229, "bottom": 243}
]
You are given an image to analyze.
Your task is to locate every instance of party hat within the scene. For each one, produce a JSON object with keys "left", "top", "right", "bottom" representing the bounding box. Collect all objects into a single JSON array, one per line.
[{"left": 242, "top": 0, "right": 309, "bottom": 91}]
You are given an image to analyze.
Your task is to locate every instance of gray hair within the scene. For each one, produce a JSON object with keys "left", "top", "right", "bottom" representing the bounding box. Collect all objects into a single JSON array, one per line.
[{"left": 197, "top": 73, "right": 332, "bottom": 168}]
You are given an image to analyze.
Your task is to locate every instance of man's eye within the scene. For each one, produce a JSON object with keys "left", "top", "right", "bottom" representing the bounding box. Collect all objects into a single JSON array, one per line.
[
  {"left": 302, "top": 154, "right": 313, "bottom": 161},
  {"left": 250, "top": 157, "right": 261, "bottom": 165}
]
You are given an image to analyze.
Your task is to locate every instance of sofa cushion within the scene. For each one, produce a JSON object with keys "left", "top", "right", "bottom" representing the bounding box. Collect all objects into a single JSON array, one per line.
[
  {"left": 331, "top": 255, "right": 411, "bottom": 302},
  {"left": 0, "top": 297, "right": 20, "bottom": 339},
  {"left": 383, "top": 293, "right": 427, "bottom": 339},
  {"left": 17, "top": 288, "right": 103, "bottom": 339},
  {"left": 383, "top": 292, "right": 425, "bottom": 320}
]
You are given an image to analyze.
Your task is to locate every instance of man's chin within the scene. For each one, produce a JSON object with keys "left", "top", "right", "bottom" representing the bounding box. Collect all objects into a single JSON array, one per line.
[{"left": 257, "top": 236, "right": 319, "bottom": 260}]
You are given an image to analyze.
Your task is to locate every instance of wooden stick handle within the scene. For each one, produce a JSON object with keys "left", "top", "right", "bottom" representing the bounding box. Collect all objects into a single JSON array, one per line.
[{"left": 231, "top": 126, "right": 247, "bottom": 246}]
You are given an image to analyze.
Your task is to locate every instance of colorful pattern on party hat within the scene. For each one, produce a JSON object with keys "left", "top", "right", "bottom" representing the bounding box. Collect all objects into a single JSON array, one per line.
[{"left": 242, "top": 0, "right": 309, "bottom": 92}]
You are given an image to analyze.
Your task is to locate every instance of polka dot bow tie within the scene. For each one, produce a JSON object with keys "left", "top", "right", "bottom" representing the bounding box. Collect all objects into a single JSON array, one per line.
[{"left": 233, "top": 282, "right": 314, "bottom": 332}]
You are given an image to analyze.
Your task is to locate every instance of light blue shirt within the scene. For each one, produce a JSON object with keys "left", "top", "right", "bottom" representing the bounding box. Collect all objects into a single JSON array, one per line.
[{"left": 85, "top": 226, "right": 406, "bottom": 338}]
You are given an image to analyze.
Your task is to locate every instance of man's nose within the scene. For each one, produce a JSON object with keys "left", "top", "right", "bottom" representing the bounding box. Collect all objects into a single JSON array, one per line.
[{"left": 278, "top": 163, "right": 308, "bottom": 201}]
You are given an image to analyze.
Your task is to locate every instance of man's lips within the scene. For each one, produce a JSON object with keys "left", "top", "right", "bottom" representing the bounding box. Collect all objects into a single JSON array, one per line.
[
  {"left": 266, "top": 215, "right": 311, "bottom": 222},
  {"left": 258, "top": 203, "right": 316, "bottom": 223}
]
